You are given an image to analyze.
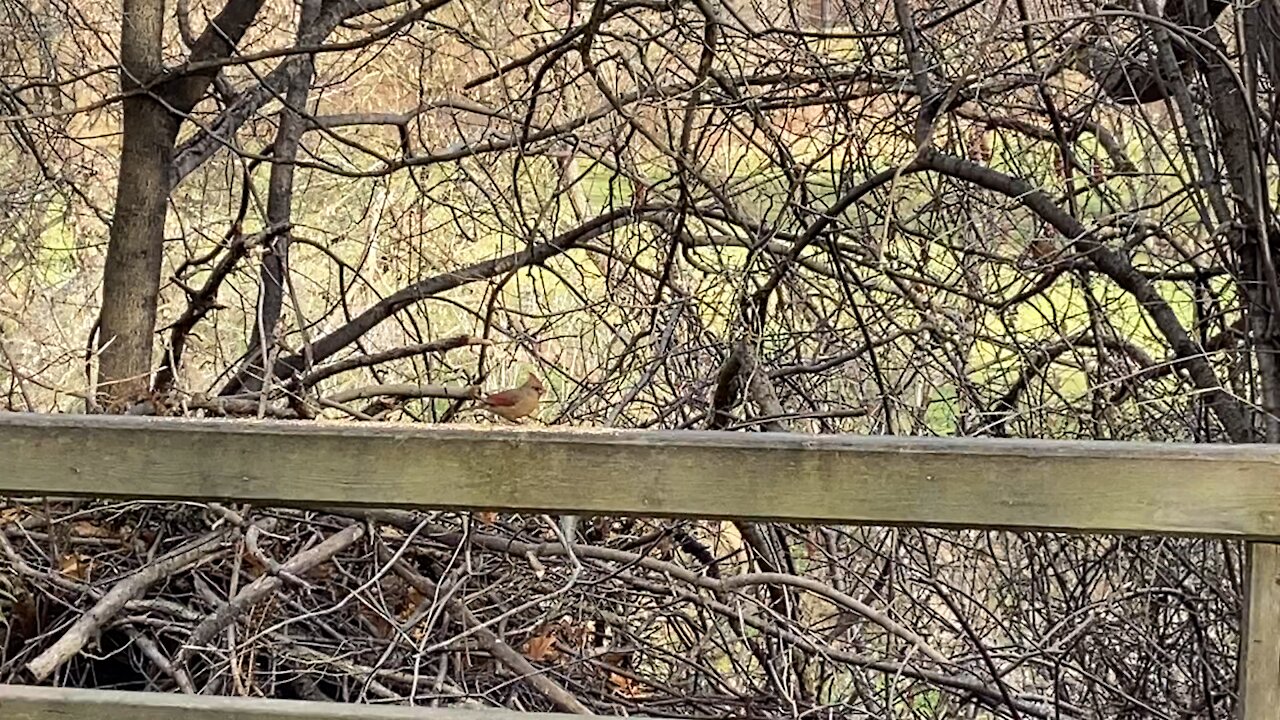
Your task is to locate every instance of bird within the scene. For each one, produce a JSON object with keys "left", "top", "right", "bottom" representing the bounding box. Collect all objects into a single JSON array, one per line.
[{"left": 475, "top": 373, "right": 545, "bottom": 422}]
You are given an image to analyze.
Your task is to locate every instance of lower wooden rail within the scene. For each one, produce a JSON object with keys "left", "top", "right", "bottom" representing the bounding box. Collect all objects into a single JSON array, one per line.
[{"left": 0, "top": 684, "right": 571, "bottom": 719}]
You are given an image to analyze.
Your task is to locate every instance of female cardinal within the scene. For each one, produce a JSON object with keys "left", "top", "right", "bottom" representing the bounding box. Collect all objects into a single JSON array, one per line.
[{"left": 476, "top": 373, "right": 545, "bottom": 422}]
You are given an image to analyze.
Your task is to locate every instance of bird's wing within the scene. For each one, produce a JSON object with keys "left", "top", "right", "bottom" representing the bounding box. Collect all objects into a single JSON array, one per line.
[{"left": 482, "top": 391, "right": 520, "bottom": 406}]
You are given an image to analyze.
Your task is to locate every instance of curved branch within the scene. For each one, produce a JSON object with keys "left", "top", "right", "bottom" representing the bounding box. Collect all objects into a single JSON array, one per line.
[
  {"left": 299, "top": 335, "right": 491, "bottom": 388},
  {"left": 222, "top": 206, "right": 663, "bottom": 394},
  {"left": 1069, "top": 2, "right": 1232, "bottom": 106},
  {"left": 922, "top": 149, "right": 1252, "bottom": 442},
  {"left": 984, "top": 332, "right": 1167, "bottom": 435}
]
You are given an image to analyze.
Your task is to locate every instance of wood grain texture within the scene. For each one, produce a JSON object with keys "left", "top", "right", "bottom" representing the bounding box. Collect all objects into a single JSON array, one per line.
[
  {"left": 0, "top": 684, "right": 573, "bottom": 719},
  {"left": 1240, "top": 542, "right": 1280, "bottom": 720},
  {"left": 3, "top": 412, "right": 1280, "bottom": 537}
]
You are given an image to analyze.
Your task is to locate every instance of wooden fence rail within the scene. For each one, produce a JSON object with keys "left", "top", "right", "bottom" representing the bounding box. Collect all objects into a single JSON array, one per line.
[
  {"left": 0, "top": 412, "right": 1277, "bottom": 719},
  {"left": 0, "top": 684, "right": 576, "bottom": 720}
]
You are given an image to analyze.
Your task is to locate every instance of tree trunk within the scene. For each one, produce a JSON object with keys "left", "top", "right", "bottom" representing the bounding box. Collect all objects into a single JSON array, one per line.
[
  {"left": 234, "top": 0, "right": 323, "bottom": 396},
  {"left": 97, "top": 0, "right": 174, "bottom": 410},
  {"left": 96, "top": 0, "right": 269, "bottom": 408}
]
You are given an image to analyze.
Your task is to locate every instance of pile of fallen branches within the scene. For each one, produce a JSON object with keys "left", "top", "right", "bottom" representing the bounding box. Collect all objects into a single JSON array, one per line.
[{"left": 0, "top": 497, "right": 1240, "bottom": 718}]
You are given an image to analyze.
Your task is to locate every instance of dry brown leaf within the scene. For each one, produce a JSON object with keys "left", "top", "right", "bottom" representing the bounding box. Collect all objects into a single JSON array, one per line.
[
  {"left": 0, "top": 507, "right": 24, "bottom": 525},
  {"left": 522, "top": 633, "right": 558, "bottom": 662},
  {"left": 599, "top": 650, "right": 633, "bottom": 667},
  {"left": 71, "top": 520, "right": 115, "bottom": 539},
  {"left": 607, "top": 672, "right": 647, "bottom": 698},
  {"left": 559, "top": 619, "right": 589, "bottom": 648},
  {"left": 475, "top": 511, "right": 498, "bottom": 524},
  {"left": 239, "top": 546, "right": 267, "bottom": 578},
  {"left": 591, "top": 516, "right": 613, "bottom": 541},
  {"left": 58, "top": 553, "right": 91, "bottom": 580},
  {"left": 397, "top": 586, "right": 426, "bottom": 621}
]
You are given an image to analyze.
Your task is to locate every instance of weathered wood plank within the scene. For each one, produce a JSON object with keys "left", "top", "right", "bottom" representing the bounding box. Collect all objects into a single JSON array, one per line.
[
  {"left": 1240, "top": 542, "right": 1280, "bottom": 720},
  {"left": 0, "top": 684, "right": 570, "bottom": 719},
  {"left": 3, "top": 412, "right": 1280, "bottom": 537}
]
